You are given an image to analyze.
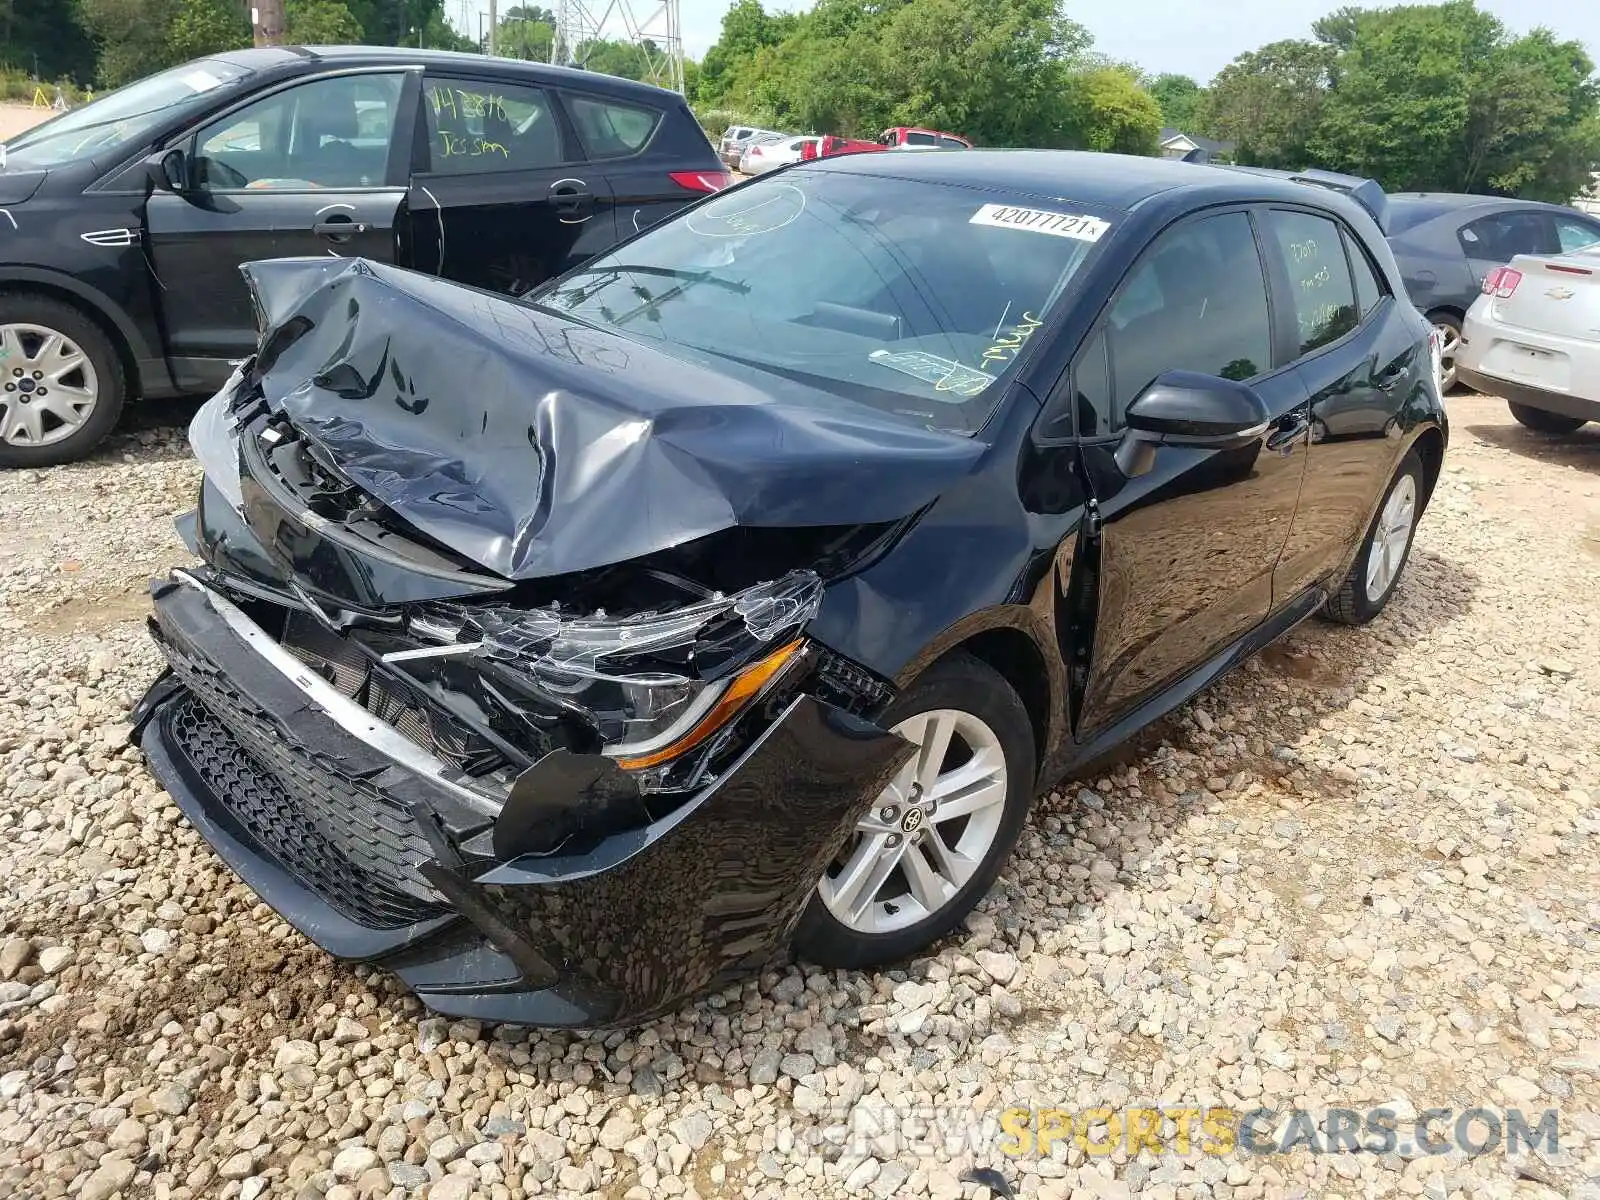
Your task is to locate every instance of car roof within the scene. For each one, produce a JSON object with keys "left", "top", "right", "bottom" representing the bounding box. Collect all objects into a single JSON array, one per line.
[
  {"left": 1387, "top": 192, "right": 1569, "bottom": 216},
  {"left": 209, "top": 44, "right": 682, "bottom": 103},
  {"left": 812, "top": 149, "right": 1362, "bottom": 214}
]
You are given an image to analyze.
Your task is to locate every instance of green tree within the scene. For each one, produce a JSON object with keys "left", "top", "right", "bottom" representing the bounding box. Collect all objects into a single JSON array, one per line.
[
  {"left": 285, "top": 0, "right": 363, "bottom": 44},
  {"left": 496, "top": 5, "right": 554, "bottom": 60},
  {"left": 1061, "top": 67, "right": 1162, "bottom": 154},
  {"left": 1147, "top": 73, "right": 1201, "bottom": 131},
  {"left": 697, "top": 0, "right": 798, "bottom": 104},
  {"left": 871, "top": 0, "right": 1090, "bottom": 146},
  {"left": 1, "top": 0, "right": 97, "bottom": 83},
  {"left": 1308, "top": 2, "right": 1493, "bottom": 190},
  {"left": 1308, "top": 1, "right": 1600, "bottom": 200},
  {"left": 1463, "top": 29, "right": 1600, "bottom": 200},
  {"left": 1197, "top": 39, "right": 1335, "bottom": 167},
  {"left": 167, "top": 0, "right": 247, "bottom": 61},
  {"left": 707, "top": 0, "right": 1093, "bottom": 146},
  {"left": 79, "top": 0, "right": 246, "bottom": 86}
]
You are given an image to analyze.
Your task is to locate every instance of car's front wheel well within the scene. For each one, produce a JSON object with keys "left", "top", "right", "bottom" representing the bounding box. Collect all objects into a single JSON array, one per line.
[
  {"left": 1411, "top": 426, "right": 1446, "bottom": 510},
  {"left": 939, "top": 628, "right": 1049, "bottom": 780},
  {"left": 0, "top": 283, "right": 136, "bottom": 399}
]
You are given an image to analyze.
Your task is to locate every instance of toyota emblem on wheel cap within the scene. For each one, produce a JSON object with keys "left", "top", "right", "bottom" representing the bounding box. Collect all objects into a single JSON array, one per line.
[{"left": 900, "top": 809, "right": 925, "bottom": 833}]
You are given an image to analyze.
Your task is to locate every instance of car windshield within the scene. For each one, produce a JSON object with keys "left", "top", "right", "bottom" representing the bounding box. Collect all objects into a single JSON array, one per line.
[
  {"left": 1, "top": 59, "right": 250, "bottom": 169},
  {"left": 532, "top": 169, "right": 1115, "bottom": 435}
]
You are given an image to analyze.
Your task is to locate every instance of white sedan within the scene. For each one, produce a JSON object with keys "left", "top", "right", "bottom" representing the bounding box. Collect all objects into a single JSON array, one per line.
[
  {"left": 740, "top": 135, "right": 821, "bottom": 176},
  {"left": 1457, "top": 248, "right": 1600, "bottom": 432}
]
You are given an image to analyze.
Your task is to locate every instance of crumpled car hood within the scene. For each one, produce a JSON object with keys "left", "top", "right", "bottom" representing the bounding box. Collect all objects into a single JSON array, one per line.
[{"left": 239, "top": 257, "right": 986, "bottom": 581}]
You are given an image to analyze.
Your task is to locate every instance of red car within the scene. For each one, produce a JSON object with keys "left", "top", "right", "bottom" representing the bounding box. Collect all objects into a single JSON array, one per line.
[
  {"left": 801, "top": 134, "right": 887, "bottom": 160},
  {"left": 880, "top": 126, "right": 972, "bottom": 150}
]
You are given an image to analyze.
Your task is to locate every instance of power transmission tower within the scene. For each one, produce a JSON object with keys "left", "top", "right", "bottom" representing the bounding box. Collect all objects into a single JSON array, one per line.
[{"left": 551, "top": 0, "right": 684, "bottom": 95}]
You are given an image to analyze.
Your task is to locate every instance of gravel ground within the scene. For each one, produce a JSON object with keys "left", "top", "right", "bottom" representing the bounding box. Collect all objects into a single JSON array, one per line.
[{"left": 0, "top": 393, "right": 1596, "bottom": 1200}]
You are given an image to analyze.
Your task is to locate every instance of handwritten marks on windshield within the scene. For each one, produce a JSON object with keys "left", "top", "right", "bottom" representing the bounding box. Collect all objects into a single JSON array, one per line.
[
  {"left": 980, "top": 310, "right": 1043, "bottom": 369},
  {"left": 870, "top": 350, "right": 995, "bottom": 398},
  {"left": 686, "top": 185, "right": 807, "bottom": 238},
  {"left": 430, "top": 85, "right": 511, "bottom": 160}
]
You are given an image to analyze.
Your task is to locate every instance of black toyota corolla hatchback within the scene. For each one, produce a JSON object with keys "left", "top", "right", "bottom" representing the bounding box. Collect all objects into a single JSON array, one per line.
[{"left": 130, "top": 150, "right": 1447, "bottom": 1026}]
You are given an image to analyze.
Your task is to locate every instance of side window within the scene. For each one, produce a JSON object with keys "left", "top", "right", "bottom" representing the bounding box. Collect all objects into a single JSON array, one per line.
[
  {"left": 1103, "top": 211, "right": 1273, "bottom": 425},
  {"left": 193, "top": 73, "right": 403, "bottom": 191},
  {"left": 566, "top": 94, "right": 660, "bottom": 158},
  {"left": 1267, "top": 210, "right": 1358, "bottom": 355},
  {"left": 937, "top": 136, "right": 968, "bottom": 150},
  {"left": 906, "top": 131, "right": 937, "bottom": 147},
  {"left": 423, "top": 77, "right": 564, "bottom": 174},
  {"left": 1554, "top": 216, "right": 1600, "bottom": 253},
  {"left": 1344, "top": 230, "right": 1386, "bottom": 316},
  {"left": 1072, "top": 328, "right": 1113, "bottom": 437},
  {"left": 1458, "top": 211, "right": 1552, "bottom": 260}
]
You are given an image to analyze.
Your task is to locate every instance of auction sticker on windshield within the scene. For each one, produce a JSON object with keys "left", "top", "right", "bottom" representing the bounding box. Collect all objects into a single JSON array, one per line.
[
  {"left": 870, "top": 349, "right": 995, "bottom": 397},
  {"left": 970, "top": 204, "right": 1110, "bottom": 242}
]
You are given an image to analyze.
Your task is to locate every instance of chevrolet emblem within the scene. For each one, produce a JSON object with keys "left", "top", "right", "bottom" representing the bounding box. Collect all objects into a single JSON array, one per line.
[{"left": 1545, "top": 286, "right": 1575, "bottom": 300}]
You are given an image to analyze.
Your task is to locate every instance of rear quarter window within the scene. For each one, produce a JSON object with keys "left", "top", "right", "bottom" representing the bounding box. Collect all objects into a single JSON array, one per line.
[
  {"left": 567, "top": 94, "right": 661, "bottom": 158},
  {"left": 1267, "top": 209, "right": 1359, "bottom": 355}
]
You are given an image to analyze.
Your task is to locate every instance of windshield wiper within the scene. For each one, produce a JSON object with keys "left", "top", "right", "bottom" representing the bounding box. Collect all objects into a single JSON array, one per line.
[
  {"left": 564, "top": 263, "right": 738, "bottom": 284},
  {"left": 610, "top": 270, "right": 752, "bottom": 327},
  {"left": 548, "top": 264, "right": 750, "bottom": 320}
]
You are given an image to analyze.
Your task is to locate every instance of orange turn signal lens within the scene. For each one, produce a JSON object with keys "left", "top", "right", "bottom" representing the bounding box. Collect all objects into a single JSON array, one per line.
[{"left": 612, "top": 639, "right": 805, "bottom": 771}]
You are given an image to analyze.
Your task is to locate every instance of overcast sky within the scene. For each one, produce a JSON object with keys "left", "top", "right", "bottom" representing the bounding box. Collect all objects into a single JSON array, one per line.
[{"left": 452, "top": 0, "right": 1600, "bottom": 84}]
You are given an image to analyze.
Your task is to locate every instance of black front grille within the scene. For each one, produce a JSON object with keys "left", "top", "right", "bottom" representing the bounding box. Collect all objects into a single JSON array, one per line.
[{"left": 161, "top": 662, "right": 447, "bottom": 930}]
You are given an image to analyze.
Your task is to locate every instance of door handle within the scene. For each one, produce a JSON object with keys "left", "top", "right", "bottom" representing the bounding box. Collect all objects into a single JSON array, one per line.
[
  {"left": 1376, "top": 364, "right": 1408, "bottom": 393},
  {"left": 548, "top": 178, "right": 594, "bottom": 225},
  {"left": 312, "top": 217, "right": 368, "bottom": 240},
  {"left": 1266, "top": 415, "right": 1310, "bottom": 453}
]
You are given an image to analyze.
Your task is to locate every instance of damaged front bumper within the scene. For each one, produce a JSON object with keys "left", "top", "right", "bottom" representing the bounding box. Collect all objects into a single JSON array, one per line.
[{"left": 132, "top": 572, "right": 911, "bottom": 1026}]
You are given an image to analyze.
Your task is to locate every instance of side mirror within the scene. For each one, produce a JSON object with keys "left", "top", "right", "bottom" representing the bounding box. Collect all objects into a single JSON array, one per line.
[
  {"left": 1116, "top": 371, "right": 1270, "bottom": 477},
  {"left": 146, "top": 148, "right": 187, "bottom": 193}
]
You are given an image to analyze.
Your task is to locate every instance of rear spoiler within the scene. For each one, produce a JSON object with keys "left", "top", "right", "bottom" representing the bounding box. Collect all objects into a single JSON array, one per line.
[{"left": 1211, "top": 164, "right": 1389, "bottom": 234}]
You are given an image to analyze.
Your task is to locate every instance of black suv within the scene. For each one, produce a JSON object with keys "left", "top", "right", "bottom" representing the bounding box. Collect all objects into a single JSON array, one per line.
[{"left": 0, "top": 45, "right": 727, "bottom": 466}]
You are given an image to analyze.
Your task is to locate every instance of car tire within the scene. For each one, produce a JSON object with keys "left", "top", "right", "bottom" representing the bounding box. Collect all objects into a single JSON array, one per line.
[
  {"left": 1508, "top": 402, "right": 1586, "bottom": 435},
  {"left": 792, "top": 653, "right": 1035, "bottom": 970},
  {"left": 0, "top": 295, "right": 125, "bottom": 468},
  {"left": 1428, "top": 311, "right": 1462, "bottom": 393},
  {"left": 1322, "top": 449, "right": 1425, "bottom": 626}
]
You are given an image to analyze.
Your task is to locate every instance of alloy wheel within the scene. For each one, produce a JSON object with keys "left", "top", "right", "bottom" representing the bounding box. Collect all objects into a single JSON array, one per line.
[
  {"left": 0, "top": 323, "right": 101, "bottom": 449},
  {"left": 1365, "top": 474, "right": 1417, "bottom": 603},
  {"left": 1432, "top": 321, "right": 1460, "bottom": 391},
  {"left": 817, "top": 708, "right": 1008, "bottom": 935}
]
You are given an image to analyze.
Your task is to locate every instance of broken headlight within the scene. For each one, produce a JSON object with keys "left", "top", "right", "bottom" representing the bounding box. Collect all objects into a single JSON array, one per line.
[{"left": 415, "top": 572, "right": 823, "bottom": 788}]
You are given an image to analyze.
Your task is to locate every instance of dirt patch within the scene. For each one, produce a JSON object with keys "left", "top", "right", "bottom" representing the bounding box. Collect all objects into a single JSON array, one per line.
[
  {"left": 1256, "top": 642, "right": 1346, "bottom": 688},
  {"left": 27, "top": 584, "right": 151, "bottom": 636},
  {"left": 0, "top": 100, "right": 53, "bottom": 142}
]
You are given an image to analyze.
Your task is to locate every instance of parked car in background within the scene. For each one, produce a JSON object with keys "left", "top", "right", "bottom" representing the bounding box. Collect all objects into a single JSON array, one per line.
[
  {"left": 740, "top": 134, "right": 820, "bottom": 175},
  {"left": 132, "top": 150, "right": 1444, "bottom": 1026},
  {"left": 803, "top": 133, "right": 886, "bottom": 160},
  {"left": 1457, "top": 248, "right": 1600, "bottom": 432},
  {"left": 718, "top": 124, "right": 785, "bottom": 168},
  {"left": 880, "top": 126, "right": 971, "bottom": 150},
  {"left": 1384, "top": 193, "right": 1600, "bottom": 389},
  {"left": 0, "top": 45, "right": 728, "bottom": 467}
]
